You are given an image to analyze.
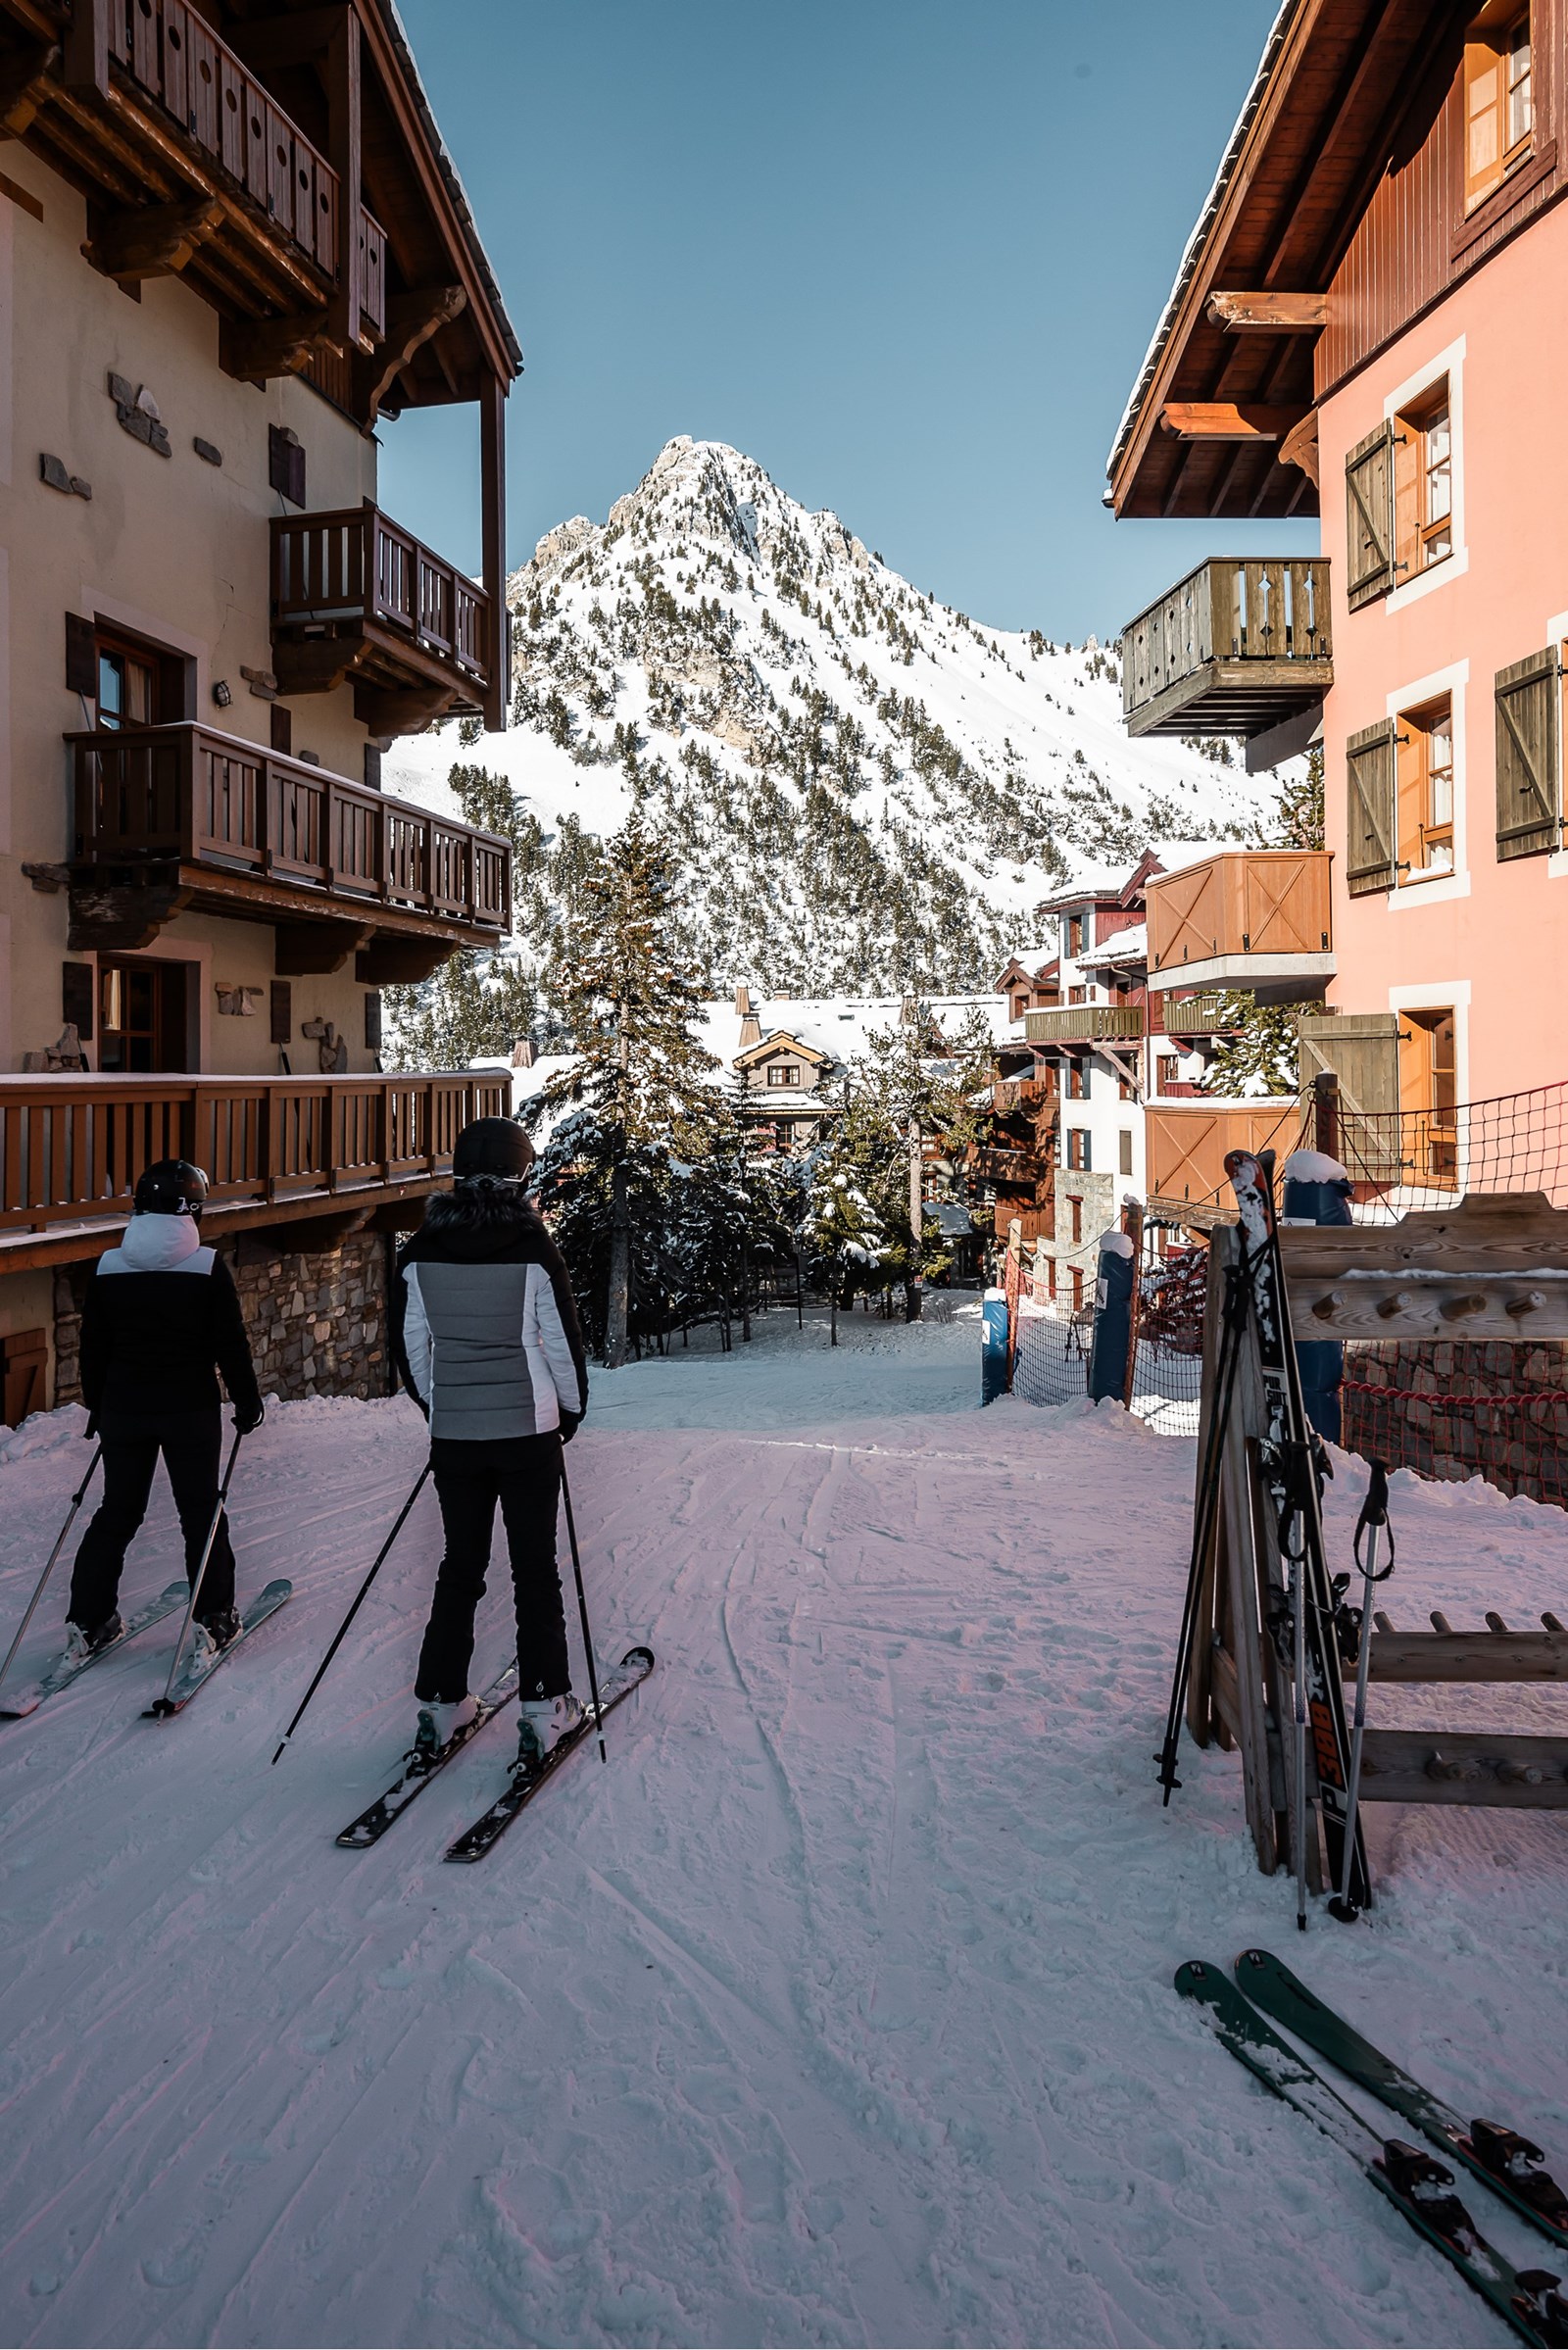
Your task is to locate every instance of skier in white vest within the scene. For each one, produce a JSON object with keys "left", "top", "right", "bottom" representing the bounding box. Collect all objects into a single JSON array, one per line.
[{"left": 391, "top": 1117, "right": 590, "bottom": 1765}]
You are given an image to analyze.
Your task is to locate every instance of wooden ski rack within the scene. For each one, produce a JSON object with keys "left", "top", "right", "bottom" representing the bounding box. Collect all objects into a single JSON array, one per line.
[{"left": 1187, "top": 1192, "right": 1568, "bottom": 1882}]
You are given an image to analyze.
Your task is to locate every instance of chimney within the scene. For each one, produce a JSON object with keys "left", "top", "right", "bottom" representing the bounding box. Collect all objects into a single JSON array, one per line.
[
  {"left": 511, "top": 1037, "right": 535, "bottom": 1068},
  {"left": 734, "top": 984, "right": 751, "bottom": 1015},
  {"left": 736, "top": 982, "right": 762, "bottom": 1047}
]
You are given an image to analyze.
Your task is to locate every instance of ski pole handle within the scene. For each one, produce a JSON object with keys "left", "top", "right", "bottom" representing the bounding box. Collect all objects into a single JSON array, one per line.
[
  {"left": 149, "top": 1430, "right": 244, "bottom": 1718},
  {"left": 270, "top": 1462, "right": 431, "bottom": 1764},
  {"left": 0, "top": 1443, "right": 104, "bottom": 1708},
  {"left": 561, "top": 1459, "right": 607, "bottom": 1764}
]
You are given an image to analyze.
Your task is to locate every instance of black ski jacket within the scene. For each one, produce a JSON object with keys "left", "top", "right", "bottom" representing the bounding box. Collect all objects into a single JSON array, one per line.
[
  {"left": 78, "top": 1214, "right": 263, "bottom": 1426},
  {"left": 392, "top": 1184, "right": 589, "bottom": 1444}
]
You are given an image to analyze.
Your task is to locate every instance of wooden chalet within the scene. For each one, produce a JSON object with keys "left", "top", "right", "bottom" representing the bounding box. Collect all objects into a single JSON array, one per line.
[{"left": 0, "top": 0, "right": 520, "bottom": 1418}]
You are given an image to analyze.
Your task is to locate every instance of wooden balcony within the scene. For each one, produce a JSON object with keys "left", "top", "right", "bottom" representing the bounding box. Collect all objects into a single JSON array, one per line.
[
  {"left": 1120, "top": 559, "right": 1332, "bottom": 738},
  {"left": 1154, "top": 989, "right": 1240, "bottom": 1037},
  {"left": 1146, "top": 850, "right": 1333, "bottom": 1000},
  {"left": 271, "top": 502, "right": 496, "bottom": 734},
  {"left": 2, "top": 0, "right": 386, "bottom": 365},
  {"left": 1022, "top": 1004, "right": 1146, "bottom": 1047},
  {"left": 1146, "top": 1101, "right": 1300, "bottom": 1222},
  {"left": 0, "top": 1071, "right": 507, "bottom": 1269},
  {"left": 68, "top": 722, "right": 510, "bottom": 979}
]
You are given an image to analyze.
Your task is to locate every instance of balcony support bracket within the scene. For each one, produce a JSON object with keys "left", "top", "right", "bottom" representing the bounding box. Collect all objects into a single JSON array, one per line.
[
  {"left": 67, "top": 870, "right": 190, "bottom": 954},
  {"left": 274, "top": 920, "right": 373, "bottom": 976},
  {"left": 355, "top": 285, "right": 466, "bottom": 427},
  {"left": 356, "top": 938, "right": 454, "bottom": 986},
  {"left": 353, "top": 680, "right": 462, "bottom": 737},
  {"left": 220, "top": 309, "right": 338, "bottom": 384},
  {"left": 0, "top": 39, "right": 60, "bottom": 135},
  {"left": 83, "top": 196, "right": 223, "bottom": 284}
]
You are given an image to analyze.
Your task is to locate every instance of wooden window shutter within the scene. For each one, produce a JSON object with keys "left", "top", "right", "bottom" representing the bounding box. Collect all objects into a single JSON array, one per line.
[
  {"left": 1, "top": 1329, "right": 48, "bottom": 1429},
  {"left": 62, "top": 961, "right": 94, "bottom": 1040},
  {"left": 1346, "top": 718, "right": 1397, "bottom": 895},
  {"left": 268, "top": 423, "right": 305, "bottom": 507},
  {"left": 1494, "top": 647, "right": 1561, "bottom": 860},
  {"left": 1345, "top": 424, "right": 1395, "bottom": 610},
  {"left": 364, "top": 990, "right": 382, "bottom": 1051},
  {"left": 66, "top": 612, "right": 97, "bottom": 696},
  {"left": 270, "top": 702, "right": 292, "bottom": 756},
  {"left": 270, "top": 978, "right": 292, "bottom": 1046}
]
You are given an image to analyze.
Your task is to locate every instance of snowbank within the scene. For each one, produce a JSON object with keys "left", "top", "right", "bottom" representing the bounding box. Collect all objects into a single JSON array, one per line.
[{"left": 0, "top": 1308, "right": 1564, "bottom": 2345}]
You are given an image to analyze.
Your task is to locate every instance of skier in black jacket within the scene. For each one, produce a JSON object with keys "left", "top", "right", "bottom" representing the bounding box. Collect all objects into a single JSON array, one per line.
[
  {"left": 391, "top": 1116, "right": 590, "bottom": 1766},
  {"left": 66, "top": 1159, "right": 265, "bottom": 1666}
]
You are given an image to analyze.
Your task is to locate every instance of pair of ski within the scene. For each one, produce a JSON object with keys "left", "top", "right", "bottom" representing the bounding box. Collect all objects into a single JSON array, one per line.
[
  {"left": 0, "top": 1579, "right": 293, "bottom": 1720},
  {"left": 335, "top": 1643, "right": 655, "bottom": 1862},
  {"left": 1181, "top": 1949, "right": 1568, "bottom": 2345}
]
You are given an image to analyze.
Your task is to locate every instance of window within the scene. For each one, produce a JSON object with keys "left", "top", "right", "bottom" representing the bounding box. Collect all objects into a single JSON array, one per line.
[
  {"left": 1068, "top": 1195, "right": 1083, "bottom": 1244},
  {"left": 1010, "top": 991, "right": 1028, "bottom": 1021},
  {"left": 1399, "top": 1007, "right": 1458, "bottom": 1186},
  {"left": 1068, "top": 984, "right": 1087, "bottom": 1005},
  {"left": 97, "top": 639, "right": 158, "bottom": 729},
  {"left": 1070, "top": 1266, "right": 1084, "bottom": 1312},
  {"left": 1394, "top": 382, "right": 1452, "bottom": 580},
  {"left": 1063, "top": 911, "right": 1086, "bottom": 957},
  {"left": 1066, "top": 1060, "right": 1088, "bottom": 1101},
  {"left": 1157, "top": 1053, "right": 1180, "bottom": 1091},
  {"left": 1119, "top": 1130, "right": 1134, "bottom": 1177},
  {"left": 99, "top": 958, "right": 189, "bottom": 1073},
  {"left": 766, "top": 1061, "right": 801, "bottom": 1088},
  {"left": 1464, "top": 6, "right": 1533, "bottom": 212},
  {"left": 1117, "top": 1070, "right": 1133, "bottom": 1102},
  {"left": 67, "top": 616, "right": 192, "bottom": 731},
  {"left": 1395, "top": 695, "right": 1455, "bottom": 880},
  {"left": 1066, "top": 1129, "right": 1091, "bottom": 1172}
]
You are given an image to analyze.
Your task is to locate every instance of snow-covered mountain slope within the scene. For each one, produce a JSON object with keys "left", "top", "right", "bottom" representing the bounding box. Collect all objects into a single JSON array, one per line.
[{"left": 387, "top": 436, "right": 1271, "bottom": 997}]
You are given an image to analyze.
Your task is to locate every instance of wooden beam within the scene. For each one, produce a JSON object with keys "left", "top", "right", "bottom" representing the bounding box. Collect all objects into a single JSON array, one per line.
[
  {"left": 274, "top": 919, "right": 372, "bottom": 976},
  {"left": 1206, "top": 290, "right": 1330, "bottom": 331},
  {"left": 61, "top": 0, "right": 107, "bottom": 97},
  {"left": 352, "top": 680, "right": 462, "bottom": 737},
  {"left": 1159, "top": 403, "right": 1303, "bottom": 443},
  {"left": 325, "top": 3, "right": 364, "bottom": 356},
  {"left": 0, "top": 37, "right": 59, "bottom": 134},
  {"left": 82, "top": 195, "right": 222, "bottom": 282},
  {"left": 479, "top": 366, "right": 508, "bottom": 733},
  {"left": 220, "top": 309, "right": 336, "bottom": 383},
  {"left": 1356, "top": 1630, "right": 1568, "bottom": 1684},
  {"left": 1278, "top": 409, "right": 1321, "bottom": 487},
  {"left": 352, "top": 283, "right": 466, "bottom": 425},
  {"left": 356, "top": 938, "right": 454, "bottom": 985},
  {"left": 1358, "top": 1729, "right": 1568, "bottom": 1807}
]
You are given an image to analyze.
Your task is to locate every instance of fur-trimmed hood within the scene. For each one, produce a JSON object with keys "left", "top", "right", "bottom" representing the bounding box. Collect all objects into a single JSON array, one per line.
[{"left": 422, "top": 1177, "right": 545, "bottom": 1235}]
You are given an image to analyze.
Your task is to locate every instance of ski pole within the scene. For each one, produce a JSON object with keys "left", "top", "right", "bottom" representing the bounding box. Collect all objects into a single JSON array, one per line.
[
  {"left": 270, "top": 1462, "right": 431, "bottom": 1763},
  {"left": 0, "top": 1442, "right": 103, "bottom": 1709},
  {"left": 1291, "top": 1540, "right": 1308, "bottom": 1932},
  {"left": 147, "top": 1430, "right": 245, "bottom": 1718},
  {"left": 560, "top": 1458, "right": 607, "bottom": 1764},
  {"left": 1329, "top": 1461, "right": 1394, "bottom": 1925}
]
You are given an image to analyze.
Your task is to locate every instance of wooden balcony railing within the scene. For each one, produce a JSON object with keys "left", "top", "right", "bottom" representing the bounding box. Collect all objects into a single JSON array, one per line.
[
  {"left": 1120, "top": 558, "right": 1333, "bottom": 738},
  {"left": 1153, "top": 989, "right": 1239, "bottom": 1036},
  {"left": 1147, "top": 1101, "right": 1301, "bottom": 1215},
  {"left": 70, "top": 723, "right": 511, "bottom": 937},
  {"left": 1022, "top": 1004, "right": 1146, "bottom": 1046},
  {"left": 1147, "top": 851, "right": 1331, "bottom": 989},
  {"left": 271, "top": 502, "right": 493, "bottom": 693},
  {"left": 0, "top": 1072, "right": 509, "bottom": 1239},
  {"left": 105, "top": 0, "right": 386, "bottom": 331}
]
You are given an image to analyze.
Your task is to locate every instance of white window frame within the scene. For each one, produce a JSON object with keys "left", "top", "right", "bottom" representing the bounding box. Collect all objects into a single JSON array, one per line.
[
  {"left": 1384, "top": 336, "right": 1468, "bottom": 613},
  {"left": 1385, "top": 658, "right": 1471, "bottom": 907}
]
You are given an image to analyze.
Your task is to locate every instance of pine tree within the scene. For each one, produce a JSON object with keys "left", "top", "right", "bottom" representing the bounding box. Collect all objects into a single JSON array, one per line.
[{"left": 528, "top": 810, "right": 723, "bottom": 1366}]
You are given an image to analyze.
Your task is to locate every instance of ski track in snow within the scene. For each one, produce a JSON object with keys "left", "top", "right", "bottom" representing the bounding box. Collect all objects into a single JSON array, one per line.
[{"left": 1, "top": 1311, "right": 1566, "bottom": 2347}]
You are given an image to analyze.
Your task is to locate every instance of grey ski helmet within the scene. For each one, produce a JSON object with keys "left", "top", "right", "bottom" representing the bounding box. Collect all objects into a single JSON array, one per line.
[
  {"left": 452, "top": 1117, "right": 535, "bottom": 1183},
  {"left": 134, "top": 1158, "right": 210, "bottom": 1218}
]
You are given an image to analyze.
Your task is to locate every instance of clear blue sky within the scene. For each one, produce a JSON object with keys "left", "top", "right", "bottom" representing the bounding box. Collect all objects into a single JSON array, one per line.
[{"left": 381, "top": 0, "right": 1308, "bottom": 642}]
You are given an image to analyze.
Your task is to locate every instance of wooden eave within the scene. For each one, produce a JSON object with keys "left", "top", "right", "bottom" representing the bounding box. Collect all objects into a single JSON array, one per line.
[
  {"left": 733, "top": 1031, "right": 830, "bottom": 1071},
  {"left": 1107, "top": 0, "right": 1462, "bottom": 519}
]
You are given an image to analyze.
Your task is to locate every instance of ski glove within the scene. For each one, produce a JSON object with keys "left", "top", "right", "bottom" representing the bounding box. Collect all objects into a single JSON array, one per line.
[
  {"left": 559, "top": 1408, "right": 583, "bottom": 1444},
  {"left": 233, "top": 1400, "right": 266, "bottom": 1436}
]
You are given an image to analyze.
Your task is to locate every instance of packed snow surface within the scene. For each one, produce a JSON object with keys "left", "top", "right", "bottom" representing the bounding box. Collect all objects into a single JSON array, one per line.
[{"left": 2, "top": 1309, "right": 1567, "bottom": 2347}]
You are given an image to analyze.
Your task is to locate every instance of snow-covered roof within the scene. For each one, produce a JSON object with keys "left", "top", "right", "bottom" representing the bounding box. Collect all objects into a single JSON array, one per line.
[
  {"left": 1035, "top": 842, "right": 1221, "bottom": 915},
  {"left": 1077, "top": 923, "right": 1149, "bottom": 972},
  {"left": 696, "top": 994, "right": 1013, "bottom": 1072}
]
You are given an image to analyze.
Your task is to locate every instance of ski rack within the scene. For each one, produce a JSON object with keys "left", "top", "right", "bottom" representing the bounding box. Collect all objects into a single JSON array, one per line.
[{"left": 1184, "top": 1185, "right": 1568, "bottom": 1890}]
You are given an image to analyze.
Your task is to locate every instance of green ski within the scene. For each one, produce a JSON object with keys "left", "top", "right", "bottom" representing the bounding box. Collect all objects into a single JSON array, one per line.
[
  {"left": 1177, "top": 1960, "right": 1568, "bottom": 2348},
  {"left": 1237, "top": 1947, "right": 1568, "bottom": 2253}
]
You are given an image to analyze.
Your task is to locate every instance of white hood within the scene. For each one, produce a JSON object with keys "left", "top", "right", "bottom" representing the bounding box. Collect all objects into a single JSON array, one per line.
[{"left": 99, "top": 1213, "right": 213, "bottom": 1277}]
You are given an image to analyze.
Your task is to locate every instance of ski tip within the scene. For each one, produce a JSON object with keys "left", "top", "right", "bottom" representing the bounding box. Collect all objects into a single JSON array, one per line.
[
  {"left": 620, "top": 1643, "right": 656, "bottom": 1670},
  {"left": 1175, "top": 1959, "right": 1218, "bottom": 1994}
]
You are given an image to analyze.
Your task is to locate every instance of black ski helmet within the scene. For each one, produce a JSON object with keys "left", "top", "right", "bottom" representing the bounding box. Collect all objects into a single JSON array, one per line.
[
  {"left": 452, "top": 1117, "right": 535, "bottom": 1183},
  {"left": 134, "top": 1158, "right": 210, "bottom": 1218}
]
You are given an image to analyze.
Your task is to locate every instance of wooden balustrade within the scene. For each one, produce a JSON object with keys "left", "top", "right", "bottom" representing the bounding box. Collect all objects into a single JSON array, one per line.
[
  {"left": 271, "top": 502, "right": 493, "bottom": 696},
  {"left": 1119, "top": 558, "right": 1333, "bottom": 738},
  {"left": 1022, "top": 1004, "right": 1146, "bottom": 1046},
  {"left": 1146, "top": 850, "right": 1331, "bottom": 985},
  {"left": 69, "top": 723, "right": 511, "bottom": 937},
  {"left": 105, "top": 0, "right": 385, "bottom": 303},
  {"left": 0, "top": 1074, "right": 509, "bottom": 1239}
]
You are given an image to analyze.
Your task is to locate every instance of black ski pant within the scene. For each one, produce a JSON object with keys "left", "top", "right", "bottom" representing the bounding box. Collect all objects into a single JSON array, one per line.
[
  {"left": 416, "top": 1433, "right": 569, "bottom": 1704},
  {"left": 69, "top": 1409, "right": 234, "bottom": 1631}
]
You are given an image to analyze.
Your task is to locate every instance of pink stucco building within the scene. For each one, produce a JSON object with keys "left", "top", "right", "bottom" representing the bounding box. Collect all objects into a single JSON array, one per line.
[{"left": 1106, "top": 0, "right": 1565, "bottom": 1189}]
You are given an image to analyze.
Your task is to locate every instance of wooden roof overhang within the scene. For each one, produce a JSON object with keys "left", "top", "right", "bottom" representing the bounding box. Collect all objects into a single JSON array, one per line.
[
  {"left": 734, "top": 1031, "right": 832, "bottom": 1071},
  {"left": 0, "top": 0, "right": 519, "bottom": 411},
  {"left": 1105, "top": 0, "right": 1461, "bottom": 520}
]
